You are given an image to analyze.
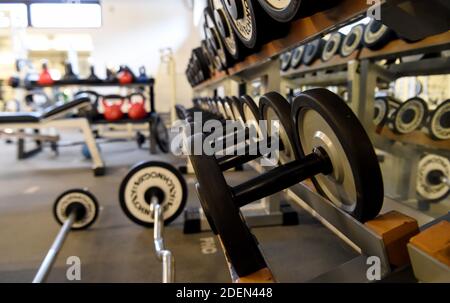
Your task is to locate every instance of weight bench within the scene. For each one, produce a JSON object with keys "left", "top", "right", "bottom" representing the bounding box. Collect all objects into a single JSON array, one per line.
[{"left": 0, "top": 97, "right": 105, "bottom": 176}]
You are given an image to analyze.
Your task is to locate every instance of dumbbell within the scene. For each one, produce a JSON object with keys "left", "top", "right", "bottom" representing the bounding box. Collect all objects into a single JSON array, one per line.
[
  {"left": 389, "top": 97, "right": 428, "bottom": 134},
  {"left": 416, "top": 154, "right": 450, "bottom": 202},
  {"left": 321, "top": 32, "right": 344, "bottom": 62},
  {"left": 303, "top": 38, "right": 326, "bottom": 65},
  {"left": 373, "top": 96, "right": 401, "bottom": 127},
  {"left": 204, "top": 7, "right": 233, "bottom": 70},
  {"left": 290, "top": 45, "right": 305, "bottom": 69},
  {"left": 210, "top": 0, "right": 250, "bottom": 61},
  {"left": 427, "top": 99, "right": 449, "bottom": 140},
  {"left": 280, "top": 51, "right": 293, "bottom": 72},
  {"left": 363, "top": 19, "right": 396, "bottom": 50},
  {"left": 119, "top": 161, "right": 188, "bottom": 227},
  {"left": 33, "top": 189, "right": 99, "bottom": 283},
  {"left": 256, "top": 0, "right": 340, "bottom": 22},
  {"left": 340, "top": 24, "right": 365, "bottom": 57},
  {"left": 221, "top": 0, "right": 289, "bottom": 49},
  {"left": 187, "top": 88, "right": 384, "bottom": 276}
]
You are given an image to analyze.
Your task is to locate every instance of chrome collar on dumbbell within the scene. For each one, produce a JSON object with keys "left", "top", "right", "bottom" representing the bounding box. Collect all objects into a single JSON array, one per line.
[
  {"left": 33, "top": 189, "right": 99, "bottom": 283},
  {"left": 119, "top": 161, "right": 188, "bottom": 227},
  {"left": 416, "top": 154, "right": 450, "bottom": 202}
]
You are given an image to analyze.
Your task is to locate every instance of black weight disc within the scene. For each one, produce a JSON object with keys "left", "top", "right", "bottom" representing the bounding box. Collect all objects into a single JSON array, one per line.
[
  {"left": 152, "top": 113, "right": 170, "bottom": 153},
  {"left": 428, "top": 99, "right": 450, "bottom": 140},
  {"left": 223, "top": 97, "right": 237, "bottom": 120},
  {"left": 222, "top": 0, "right": 288, "bottom": 49},
  {"left": 241, "top": 95, "right": 263, "bottom": 139},
  {"left": 340, "top": 24, "right": 365, "bottom": 57},
  {"left": 363, "top": 19, "right": 396, "bottom": 50},
  {"left": 391, "top": 97, "right": 428, "bottom": 134},
  {"left": 230, "top": 96, "right": 246, "bottom": 123},
  {"left": 200, "top": 39, "right": 217, "bottom": 74},
  {"left": 192, "top": 47, "right": 211, "bottom": 80},
  {"left": 280, "top": 51, "right": 293, "bottom": 71},
  {"left": 216, "top": 97, "right": 230, "bottom": 119},
  {"left": 303, "top": 38, "right": 325, "bottom": 65},
  {"left": 119, "top": 161, "right": 188, "bottom": 227},
  {"left": 373, "top": 96, "right": 400, "bottom": 127},
  {"left": 211, "top": 0, "right": 250, "bottom": 60},
  {"left": 321, "top": 32, "right": 344, "bottom": 62},
  {"left": 292, "top": 88, "right": 384, "bottom": 222},
  {"left": 188, "top": 133, "right": 267, "bottom": 276},
  {"left": 290, "top": 45, "right": 305, "bottom": 69},
  {"left": 53, "top": 189, "right": 99, "bottom": 230},
  {"left": 256, "top": 0, "right": 302, "bottom": 22},
  {"left": 204, "top": 7, "right": 234, "bottom": 70},
  {"left": 259, "top": 92, "right": 300, "bottom": 164}
]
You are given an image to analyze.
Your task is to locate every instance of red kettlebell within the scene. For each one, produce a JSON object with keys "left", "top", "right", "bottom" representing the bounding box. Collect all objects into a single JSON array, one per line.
[
  {"left": 117, "top": 65, "right": 133, "bottom": 84},
  {"left": 102, "top": 95, "right": 125, "bottom": 121},
  {"left": 128, "top": 93, "right": 147, "bottom": 120},
  {"left": 38, "top": 62, "right": 54, "bottom": 85}
]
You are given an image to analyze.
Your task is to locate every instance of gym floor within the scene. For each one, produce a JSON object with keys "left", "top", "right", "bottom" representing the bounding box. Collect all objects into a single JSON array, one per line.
[{"left": 0, "top": 130, "right": 359, "bottom": 283}]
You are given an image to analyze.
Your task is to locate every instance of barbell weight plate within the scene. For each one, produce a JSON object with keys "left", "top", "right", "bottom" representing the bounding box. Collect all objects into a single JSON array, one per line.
[
  {"left": 53, "top": 189, "right": 99, "bottom": 230},
  {"left": 200, "top": 40, "right": 216, "bottom": 74},
  {"left": 211, "top": 0, "right": 249, "bottom": 60},
  {"left": 428, "top": 99, "right": 450, "bottom": 140},
  {"left": 321, "top": 32, "right": 344, "bottom": 62},
  {"left": 204, "top": 8, "right": 233, "bottom": 69},
  {"left": 373, "top": 96, "right": 401, "bottom": 127},
  {"left": 302, "top": 38, "right": 326, "bottom": 66},
  {"left": 218, "top": 97, "right": 231, "bottom": 119},
  {"left": 290, "top": 45, "right": 305, "bottom": 69},
  {"left": 192, "top": 47, "right": 211, "bottom": 80},
  {"left": 391, "top": 97, "right": 428, "bottom": 135},
  {"left": 241, "top": 95, "right": 264, "bottom": 139},
  {"left": 152, "top": 113, "right": 170, "bottom": 153},
  {"left": 222, "top": 0, "right": 288, "bottom": 49},
  {"left": 187, "top": 134, "right": 267, "bottom": 277},
  {"left": 119, "top": 161, "right": 188, "bottom": 227},
  {"left": 292, "top": 88, "right": 384, "bottom": 222},
  {"left": 223, "top": 97, "right": 237, "bottom": 121},
  {"left": 416, "top": 154, "right": 450, "bottom": 201},
  {"left": 259, "top": 92, "right": 300, "bottom": 164},
  {"left": 280, "top": 51, "right": 293, "bottom": 71},
  {"left": 256, "top": 0, "right": 302, "bottom": 22},
  {"left": 340, "top": 24, "right": 365, "bottom": 57},
  {"left": 363, "top": 19, "right": 396, "bottom": 50}
]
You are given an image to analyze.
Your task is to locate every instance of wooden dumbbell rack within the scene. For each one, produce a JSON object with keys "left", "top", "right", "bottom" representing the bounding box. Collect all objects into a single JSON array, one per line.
[{"left": 190, "top": 1, "right": 450, "bottom": 282}]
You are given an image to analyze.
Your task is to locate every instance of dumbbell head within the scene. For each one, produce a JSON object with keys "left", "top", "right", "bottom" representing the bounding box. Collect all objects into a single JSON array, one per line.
[
  {"left": 53, "top": 189, "right": 99, "bottom": 230},
  {"left": 280, "top": 51, "right": 293, "bottom": 71},
  {"left": 229, "top": 96, "right": 245, "bottom": 123},
  {"left": 241, "top": 95, "right": 264, "bottom": 138},
  {"left": 391, "top": 97, "right": 428, "bottom": 134},
  {"left": 223, "top": 97, "right": 237, "bottom": 120},
  {"left": 363, "top": 19, "right": 396, "bottom": 50},
  {"left": 340, "top": 24, "right": 365, "bottom": 57},
  {"left": 321, "top": 32, "right": 344, "bottom": 62},
  {"left": 428, "top": 99, "right": 450, "bottom": 140},
  {"left": 292, "top": 88, "right": 384, "bottom": 221},
  {"left": 373, "top": 96, "right": 401, "bottom": 127},
  {"left": 416, "top": 154, "right": 450, "bottom": 201},
  {"left": 259, "top": 91, "right": 300, "bottom": 164},
  {"left": 290, "top": 45, "right": 305, "bottom": 69},
  {"left": 204, "top": 7, "right": 233, "bottom": 70},
  {"left": 303, "top": 38, "right": 326, "bottom": 65},
  {"left": 119, "top": 161, "right": 188, "bottom": 227}
]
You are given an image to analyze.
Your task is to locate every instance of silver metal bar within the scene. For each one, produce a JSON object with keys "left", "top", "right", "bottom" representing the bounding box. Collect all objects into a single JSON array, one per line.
[
  {"left": 32, "top": 212, "right": 76, "bottom": 283},
  {"left": 152, "top": 197, "right": 175, "bottom": 283}
]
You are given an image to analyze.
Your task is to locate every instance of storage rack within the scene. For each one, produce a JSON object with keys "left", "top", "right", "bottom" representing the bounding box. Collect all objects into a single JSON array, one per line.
[{"left": 191, "top": 0, "right": 449, "bottom": 282}]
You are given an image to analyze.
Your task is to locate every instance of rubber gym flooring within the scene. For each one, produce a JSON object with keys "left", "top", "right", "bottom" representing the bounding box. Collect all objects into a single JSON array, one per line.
[{"left": 0, "top": 130, "right": 359, "bottom": 283}]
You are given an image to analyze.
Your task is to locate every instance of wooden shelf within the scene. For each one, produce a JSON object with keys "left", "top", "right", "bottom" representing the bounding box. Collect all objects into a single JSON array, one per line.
[
  {"left": 377, "top": 127, "right": 450, "bottom": 151},
  {"left": 192, "top": 70, "right": 228, "bottom": 91},
  {"left": 360, "top": 31, "right": 450, "bottom": 61}
]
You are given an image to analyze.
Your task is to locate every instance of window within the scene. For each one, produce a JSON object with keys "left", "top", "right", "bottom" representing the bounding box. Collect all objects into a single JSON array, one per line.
[
  {"left": 0, "top": 4, "right": 28, "bottom": 28},
  {"left": 30, "top": 3, "right": 102, "bottom": 28}
]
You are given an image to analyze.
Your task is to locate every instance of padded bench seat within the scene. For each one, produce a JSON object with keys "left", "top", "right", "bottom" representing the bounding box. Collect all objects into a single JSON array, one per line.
[{"left": 0, "top": 97, "right": 90, "bottom": 124}]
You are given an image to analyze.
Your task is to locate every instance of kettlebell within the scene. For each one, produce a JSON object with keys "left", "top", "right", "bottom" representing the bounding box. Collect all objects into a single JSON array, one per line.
[
  {"left": 136, "top": 66, "right": 149, "bottom": 83},
  {"left": 102, "top": 94, "right": 125, "bottom": 121},
  {"left": 87, "top": 66, "right": 100, "bottom": 82},
  {"left": 62, "top": 62, "right": 78, "bottom": 81},
  {"left": 117, "top": 65, "right": 134, "bottom": 84},
  {"left": 128, "top": 92, "right": 147, "bottom": 120},
  {"left": 38, "top": 62, "right": 54, "bottom": 85}
]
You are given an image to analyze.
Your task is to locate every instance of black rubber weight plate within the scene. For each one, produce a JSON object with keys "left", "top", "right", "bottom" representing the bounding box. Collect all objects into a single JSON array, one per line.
[
  {"left": 340, "top": 24, "right": 365, "bottom": 57},
  {"left": 259, "top": 92, "right": 300, "bottom": 162},
  {"left": 290, "top": 45, "right": 305, "bottom": 68},
  {"left": 153, "top": 114, "right": 170, "bottom": 153},
  {"left": 256, "top": 0, "right": 302, "bottom": 22},
  {"left": 429, "top": 99, "right": 450, "bottom": 140},
  {"left": 53, "top": 189, "right": 99, "bottom": 230},
  {"left": 188, "top": 133, "right": 267, "bottom": 276},
  {"left": 303, "top": 38, "right": 325, "bottom": 65},
  {"left": 119, "top": 161, "right": 188, "bottom": 227},
  {"left": 363, "top": 19, "right": 395, "bottom": 50},
  {"left": 292, "top": 88, "right": 384, "bottom": 222}
]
